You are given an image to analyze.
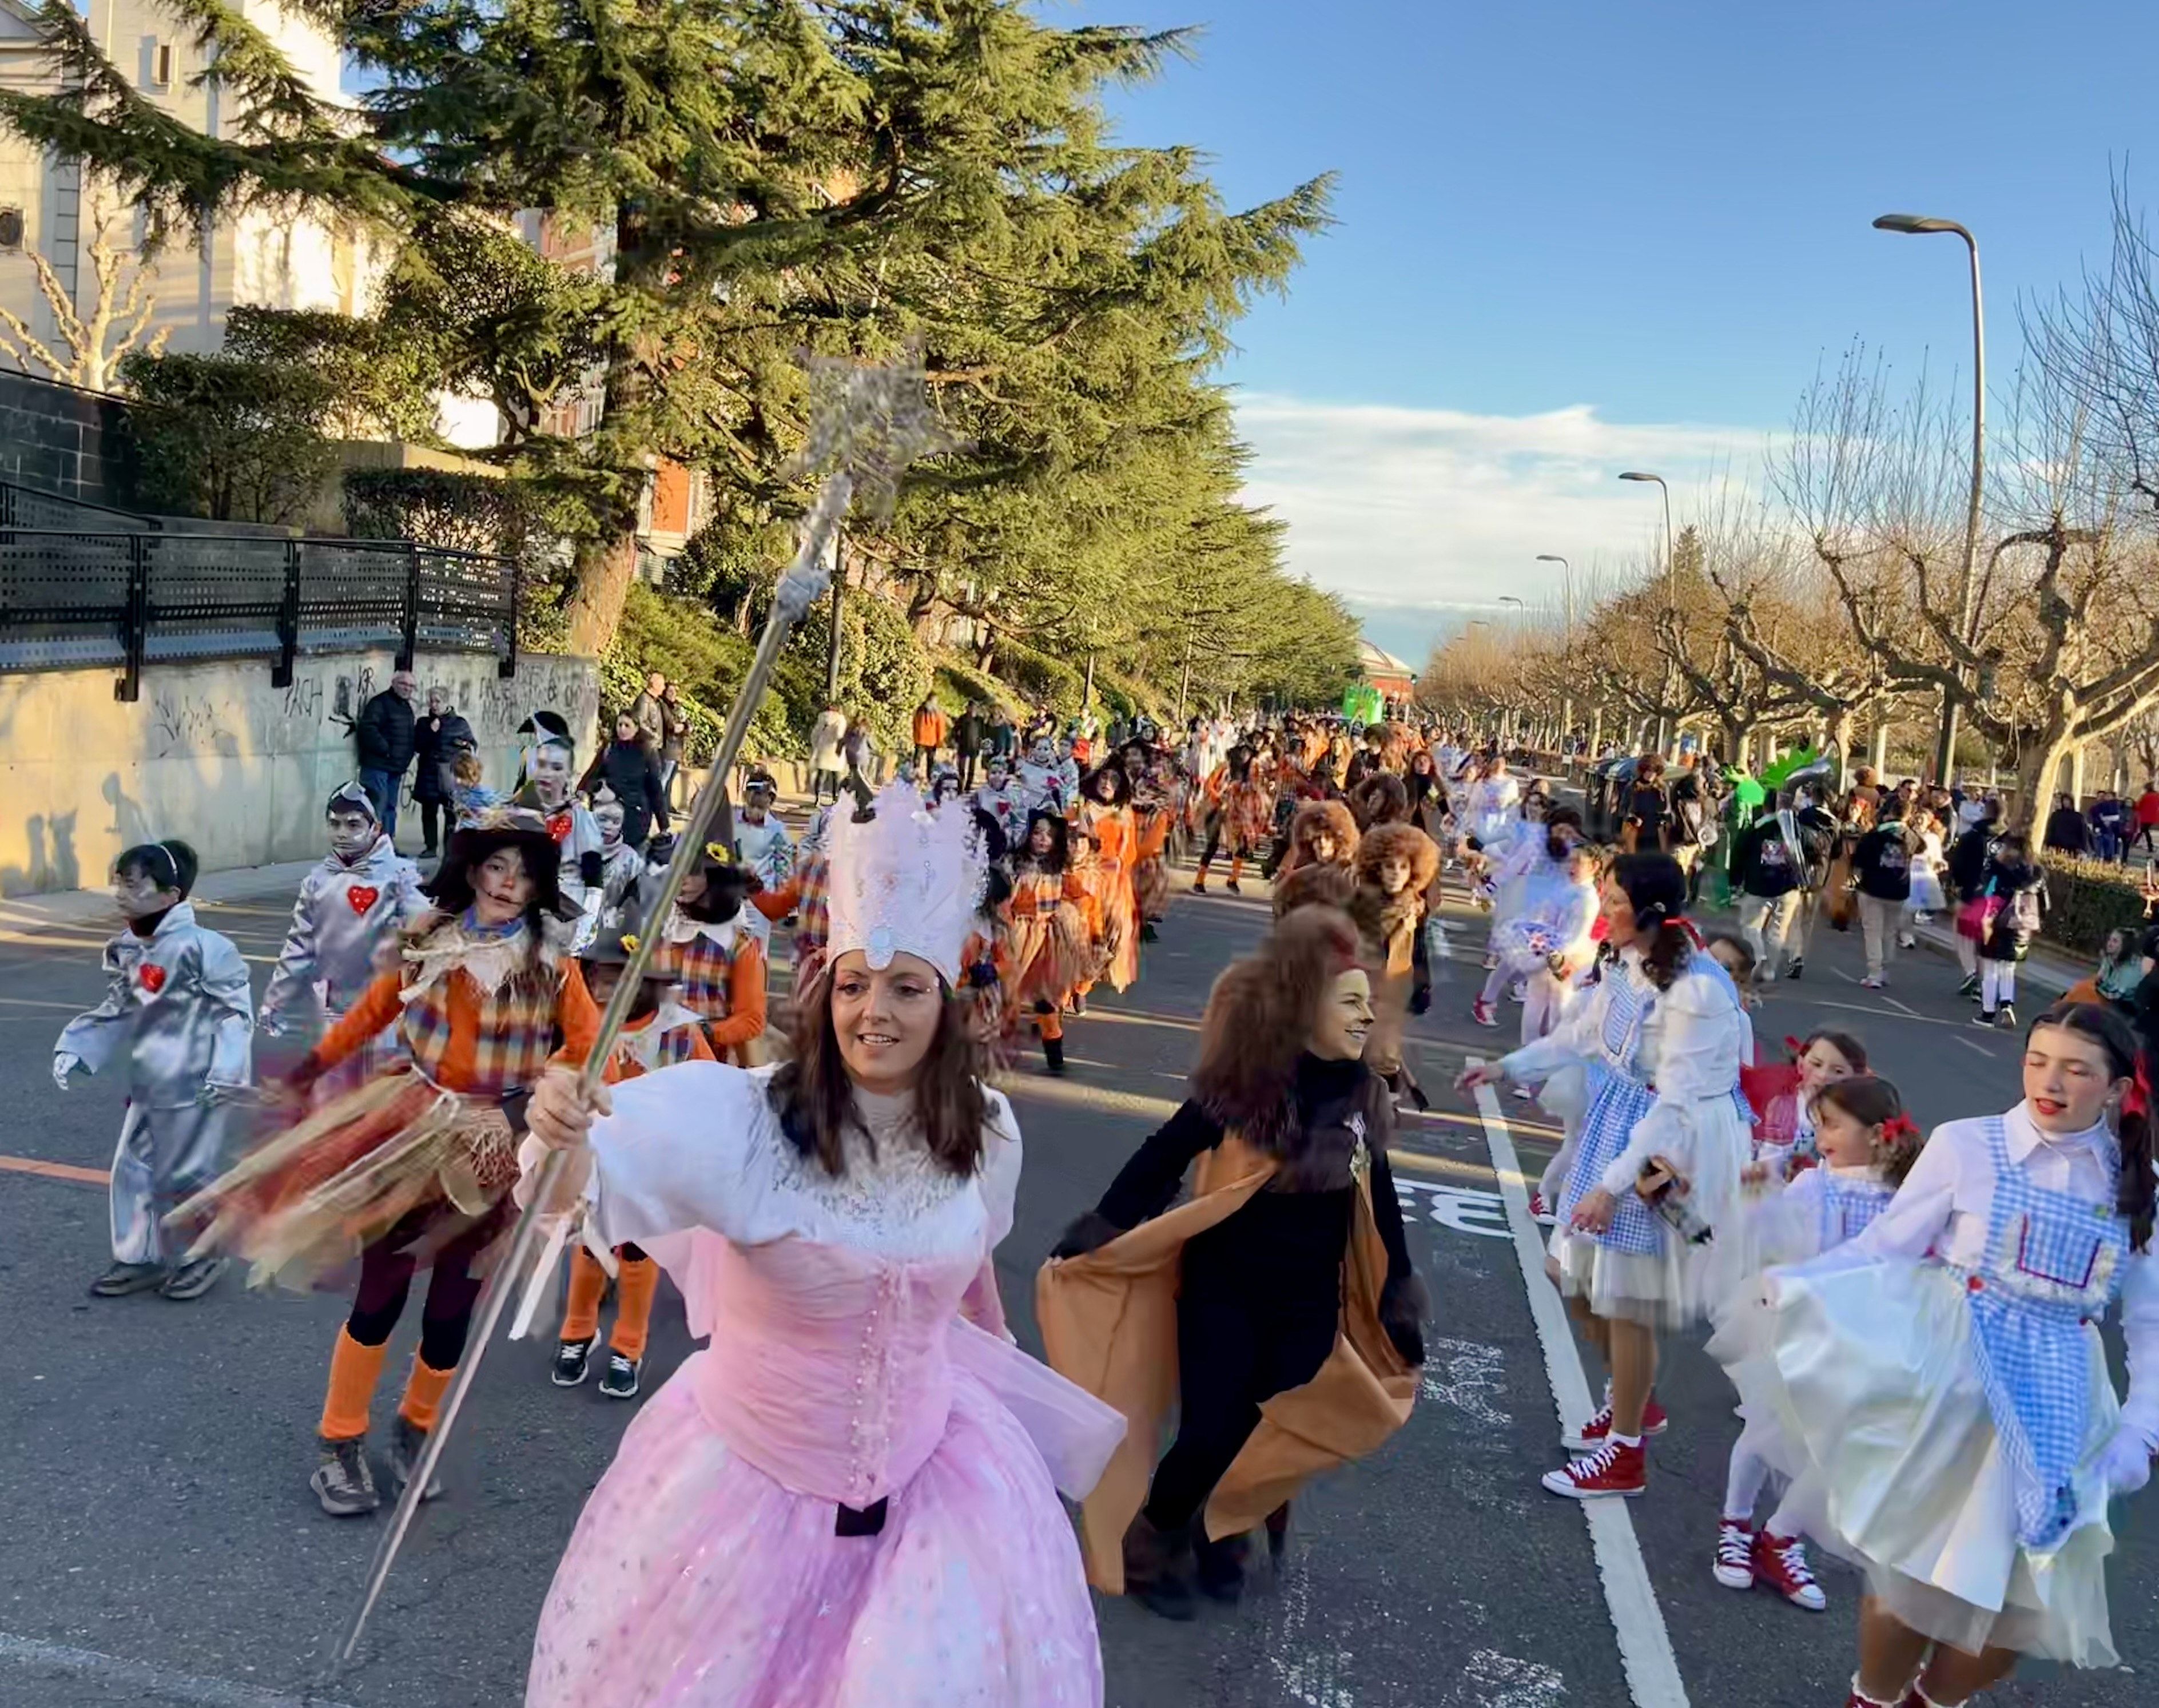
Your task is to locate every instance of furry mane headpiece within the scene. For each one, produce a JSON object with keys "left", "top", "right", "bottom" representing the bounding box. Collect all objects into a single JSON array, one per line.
[
  {"left": 1290, "top": 798, "right": 1359, "bottom": 863},
  {"left": 1192, "top": 907, "right": 1362, "bottom": 1155},
  {"left": 1356, "top": 821, "right": 1440, "bottom": 892},
  {"left": 1350, "top": 770, "right": 1409, "bottom": 829}
]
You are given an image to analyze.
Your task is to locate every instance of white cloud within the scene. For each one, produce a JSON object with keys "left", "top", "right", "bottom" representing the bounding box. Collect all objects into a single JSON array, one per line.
[{"left": 1232, "top": 392, "right": 1771, "bottom": 626}]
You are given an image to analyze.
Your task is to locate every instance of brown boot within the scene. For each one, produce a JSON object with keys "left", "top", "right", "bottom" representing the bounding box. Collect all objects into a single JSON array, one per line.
[{"left": 1122, "top": 1512, "right": 1196, "bottom": 1621}]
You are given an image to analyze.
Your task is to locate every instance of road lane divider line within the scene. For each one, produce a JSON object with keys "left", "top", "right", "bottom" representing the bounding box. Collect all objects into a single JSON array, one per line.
[
  {"left": 0, "top": 1631, "right": 357, "bottom": 1708},
  {"left": 1, "top": 1154, "right": 109, "bottom": 1186},
  {"left": 1464, "top": 1056, "right": 1691, "bottom": 1708}
]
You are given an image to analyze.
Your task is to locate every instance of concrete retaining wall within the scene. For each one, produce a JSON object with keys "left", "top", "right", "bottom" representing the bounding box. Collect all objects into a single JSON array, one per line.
[
  {"left": 0, "top": 369, "right": 131, "bottom": 506},
  {"left": 0, "top": 649, "right": 599, "bottom": 896}
]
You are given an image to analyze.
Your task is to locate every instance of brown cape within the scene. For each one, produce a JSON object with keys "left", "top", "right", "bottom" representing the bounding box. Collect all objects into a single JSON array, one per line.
[{"left": 1034, "top": 1135, "right": 1417, "bottom": 1592}]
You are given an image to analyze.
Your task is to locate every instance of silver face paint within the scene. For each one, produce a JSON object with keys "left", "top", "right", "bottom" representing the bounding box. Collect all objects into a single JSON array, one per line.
[
  {"left": 327, "top": 809, "right": 379, "bottom": 860},
  {"left": 112, "top": 865, "right": 174, "bottom": 921},
  {"left": 593, "top": 800, "right": 626, "bottom": 848},
  {"left": 528, "top": 744, "right": 573, "bottom": 809}
]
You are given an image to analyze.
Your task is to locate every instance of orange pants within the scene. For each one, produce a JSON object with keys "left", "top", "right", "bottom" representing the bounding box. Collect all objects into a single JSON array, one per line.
[{"left": 562, "top": 1243, "right": 661, "bottom": 1360}]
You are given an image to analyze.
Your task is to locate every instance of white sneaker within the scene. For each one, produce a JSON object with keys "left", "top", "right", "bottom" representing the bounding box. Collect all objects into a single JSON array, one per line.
[
  {"left": 1713, "top": 1519, "right": 1756, "bottom": 1591},
  {"left": 1859, "top": 975, "right": 1886, "bottom": 990}
]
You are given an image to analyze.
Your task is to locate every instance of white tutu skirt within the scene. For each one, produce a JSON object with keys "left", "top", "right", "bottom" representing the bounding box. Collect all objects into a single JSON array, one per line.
[
  {"left": 1546, "top": 1224, "right": 1695, "bottom": 1329},
  {"left": 1731, "top": 1257, "right": 2120, "bottom": 1664}
]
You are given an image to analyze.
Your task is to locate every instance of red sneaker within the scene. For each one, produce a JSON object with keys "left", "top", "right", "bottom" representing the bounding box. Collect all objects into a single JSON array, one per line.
[
  {"left": 1752, "top": 1530, "right": 1827, "bottom": 1611},
  {"left": 1529, "top": 1190, "right": 1557, "bottom": 1228},
  {"left": 1565, "top": 1393, "right": 1668, "bottom": 1451},
  {"left": 1470, "top": 998, "right": 1499, "bottom": 1028},
  {"left": 1541, "top": 1437, "right": 1646, "bottom": 1499}
]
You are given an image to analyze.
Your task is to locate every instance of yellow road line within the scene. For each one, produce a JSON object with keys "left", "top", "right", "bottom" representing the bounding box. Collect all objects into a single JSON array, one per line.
[{"left": 0, "top": 1154, "right": 108, "bottom": 1186}]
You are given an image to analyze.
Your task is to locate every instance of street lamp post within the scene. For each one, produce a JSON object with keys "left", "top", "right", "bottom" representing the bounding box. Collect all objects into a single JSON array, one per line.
[
  {"left": 1874, "top": 213, "right": 1984, "bottom": 789},
  {"left": 1619, "top": 471, "right": 1674, "bottom": 752},
  {"left": 1537, "top": 553, "right": 1574, "bottom": 757},
  {"left": 1497, "top": 595, "right": 1526, "bottom": 749}
]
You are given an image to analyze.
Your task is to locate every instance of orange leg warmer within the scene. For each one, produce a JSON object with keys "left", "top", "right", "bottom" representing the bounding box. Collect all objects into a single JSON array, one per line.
[
  {"left": 610, "top": 1254, "right": 661, "bottom": 1360},
  {"left": 398, "top": 1355, "right": 455, "bottom": 1432},
  {"left": 562, "top": 1244, "right": 608, "bottom": 1345},
  {"left": 318, "top": 1327, "right": 389, "bottom": 1442}
]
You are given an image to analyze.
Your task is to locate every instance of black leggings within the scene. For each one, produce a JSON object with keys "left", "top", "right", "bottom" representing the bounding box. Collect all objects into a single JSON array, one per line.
[
  {"left": 1144, "top": 1292, "right": 1338, "bottom": 1530},
  {"left": 1196, "top": 821, "right": 1252, "bottom": 869},
  {"left": 418, "top": 800, "right": 446, "bottom": 853},
  {"left": 345, "top": 1202, "right": 509, "bottom": 1371}
]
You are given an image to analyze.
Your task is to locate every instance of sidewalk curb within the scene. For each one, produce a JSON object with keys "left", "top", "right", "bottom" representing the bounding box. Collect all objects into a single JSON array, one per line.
[{"left": 0, "top": 858, "right": 327, "bottom": 941}]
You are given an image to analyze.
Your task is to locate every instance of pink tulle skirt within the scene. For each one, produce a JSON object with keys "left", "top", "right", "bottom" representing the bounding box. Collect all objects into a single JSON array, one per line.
[{"left": 526, "top": 1352, "right": 1104, "bottom": 1707}]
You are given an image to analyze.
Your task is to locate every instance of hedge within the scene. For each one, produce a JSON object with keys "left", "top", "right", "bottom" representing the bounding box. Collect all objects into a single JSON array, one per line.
[{"left": 2037, "top": 855, "right": 2153, "bottom": 959}]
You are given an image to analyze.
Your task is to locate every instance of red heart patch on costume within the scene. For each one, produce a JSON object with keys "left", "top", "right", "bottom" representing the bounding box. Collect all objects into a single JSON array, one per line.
[
  {"left": 137, "top": 964, "right": 167, "bottom": 995},
  {"left": 545, "top": 811, "right": 574, "bottom": 844},
  {"left": 346, "top": 885, "right": 381, "bottom": 916}
]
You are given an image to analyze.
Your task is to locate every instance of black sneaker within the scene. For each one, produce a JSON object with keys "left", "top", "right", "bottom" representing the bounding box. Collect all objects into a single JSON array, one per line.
[
  {"left": 388, "top": 1415, "right": 444, "bottom": 1502},
  {"left": 1997, "top": 1004, "right": 2018, "bottom": 1030},
  {"left": 1043, "top": 1036, "right": 1067, "bottom": 1077},
  {"left": 1958, "top": 972, "right": 1982, "bottom": 999},
  {"left": 90, "top": 1261, "right": 168, "bottom": 1298},
  {"left": 553, "top": 1337, "right": 594, "bottom": 1387},
  {"left": 1785, "top": 958, "right": 1803, "bottom": 982},
  {"left": 598, "top": 1350, "right": 642, "bottom": 1400},
  {"left": 1069, "top": 991, "right": 1088, "bottom": 1017},
  {"left": 312, "top": 1437, "right": 380, "bottom": 1517},
  {"left": 1140, "top": 921, "right": 1159, "bottom": 942},
  {"left": 158, "top": 1254, "right": 226, "bottom": 1301},
  {"left": 1224, "top": 879, "right": 1242, "bottom": 895},
  {"left": 1974, "top": 1008, "right": 1997, "bottom": 1028}
]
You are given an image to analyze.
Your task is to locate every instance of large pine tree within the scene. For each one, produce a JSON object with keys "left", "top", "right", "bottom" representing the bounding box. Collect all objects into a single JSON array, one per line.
[{"left": 0, "top": 1, "right": 1344, "bottom": 688}]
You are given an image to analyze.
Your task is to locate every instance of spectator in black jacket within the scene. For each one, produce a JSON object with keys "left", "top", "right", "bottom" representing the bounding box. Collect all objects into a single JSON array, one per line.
[
  {"left": 354, "top": 670, "right": 418, "bottom": 840},
  {"left": 411, "top": 687, "right": 476, "bottom": 859},
  {"left": 580, "top": 713, "right": 672, "bottom": 850},
  {"left": 952, "top": 702, "right": 986, "bottom": 791},
  {"left": 1732, "top": 808, "right": 1804, "bottom": 980},
  {"left": 2042, "top": 792, "right": 2092, "bottom": 856},
  {"left": 1850, "top": 806, "right": 1918, "bottom": 987},
  {"left": 1946, "top": 807, "right": 2001, "bottom": 995}
]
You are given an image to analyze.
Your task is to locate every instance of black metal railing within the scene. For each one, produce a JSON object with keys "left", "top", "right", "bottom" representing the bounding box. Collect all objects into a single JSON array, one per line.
[{"left": 0, "top": 527, "right": 520, "bottom": 700}]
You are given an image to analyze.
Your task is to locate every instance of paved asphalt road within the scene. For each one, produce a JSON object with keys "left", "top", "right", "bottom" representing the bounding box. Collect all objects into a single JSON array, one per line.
[{"left": 0, "top": 847, "right": 2150, "bottom": 1707}]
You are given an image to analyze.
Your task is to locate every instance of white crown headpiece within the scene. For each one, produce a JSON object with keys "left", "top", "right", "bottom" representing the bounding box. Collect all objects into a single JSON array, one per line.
[{"left": 824, "top": 779, "right": 987, "bottom": 985}]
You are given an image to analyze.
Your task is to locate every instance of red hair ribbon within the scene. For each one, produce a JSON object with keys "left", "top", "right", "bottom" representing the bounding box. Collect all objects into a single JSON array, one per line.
[
  {"left": 1783, "top": 1034, "right": 1806, "bottom": 1058},
  {"left": 2126, "top": 1059, "right": 2153, "bottom": 1121},
  {"left": 1668, "top": 914, "right": 1707, "bottom": 949},
  {"left": 1880, "top": 1113, "right": 1921, "bottom": 1143}
]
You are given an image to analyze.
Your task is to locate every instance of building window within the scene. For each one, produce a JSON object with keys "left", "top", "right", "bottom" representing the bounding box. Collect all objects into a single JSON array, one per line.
[
  {"left": 150, "top": 41, "right": 174, "bottom": 87},
  {"left": 0, "top": 208, "right": 22, "bottom": 251}
]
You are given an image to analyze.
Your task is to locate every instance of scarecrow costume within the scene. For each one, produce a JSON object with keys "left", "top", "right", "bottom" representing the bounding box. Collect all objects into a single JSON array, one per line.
[{"left": 170, "top": 808, "right": 599, "bottom": 1516}]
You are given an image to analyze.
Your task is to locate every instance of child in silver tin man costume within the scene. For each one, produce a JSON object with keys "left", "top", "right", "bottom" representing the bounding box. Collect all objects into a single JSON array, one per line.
[
  {"left": 54, "top": 838, "right": 254, "bottom": 1301},
  {"left": 258, "top": 782, "right": 429, "bottom": 1098}
]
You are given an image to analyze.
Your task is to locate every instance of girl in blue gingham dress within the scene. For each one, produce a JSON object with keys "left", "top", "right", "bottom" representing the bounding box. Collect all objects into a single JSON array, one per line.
[
  {"left": 1739, "top": 1003, "right": 2159, "bottom": 1706},
  {"left": 1465, "top": 853, "right": 1753, "bottom": 1501}
]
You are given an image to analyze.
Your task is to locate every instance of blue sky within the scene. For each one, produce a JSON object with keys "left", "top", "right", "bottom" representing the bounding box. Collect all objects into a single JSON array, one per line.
[{"left": 1059, "top": 0, "right": 2159, "bottom": 664}]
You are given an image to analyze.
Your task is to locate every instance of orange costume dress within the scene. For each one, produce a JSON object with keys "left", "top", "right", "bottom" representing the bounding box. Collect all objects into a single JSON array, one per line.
[{"left": 1073, "top": 800, "right": 1139, "bottom": 994}]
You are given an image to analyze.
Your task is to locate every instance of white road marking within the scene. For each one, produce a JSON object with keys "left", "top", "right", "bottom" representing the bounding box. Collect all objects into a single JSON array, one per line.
[
  {"left": 1465, "top": 1058, "right": 1691, "bottom": 1708},
  {"left": 1956, "top": 1035, "right": 1996, "bottom": 1056},
  {"left": 1831, "top": 966, "right": 1857, "bottom": 983},
  {"left": 1883, "top": 995, "right": 1917, "bottom": 1015},
  {"left": 0, "top": 1633, "right": 356, "bottom": 1708},
  {"left": 1395, "top": 1177, "right": 1512, "bottom": 1238}
]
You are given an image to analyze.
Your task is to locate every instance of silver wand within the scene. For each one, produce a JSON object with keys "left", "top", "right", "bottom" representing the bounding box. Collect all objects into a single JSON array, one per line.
[{"left": 339, "top": 352, "right": 956, "bottom": 1665}]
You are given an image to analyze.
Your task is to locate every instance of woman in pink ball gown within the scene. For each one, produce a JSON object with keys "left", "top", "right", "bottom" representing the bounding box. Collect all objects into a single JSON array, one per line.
[{"left": 519, "top": 782, "right": 1121, "bottom": 1707}]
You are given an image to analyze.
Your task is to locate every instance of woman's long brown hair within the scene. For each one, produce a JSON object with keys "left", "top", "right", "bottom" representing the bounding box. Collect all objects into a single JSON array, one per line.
[
  {"left": 769, "top": 971, "right": 989, "bottom": 1178},
  {"left": 1192, "top": 907, "right": 1360, "bottom": 1155}
]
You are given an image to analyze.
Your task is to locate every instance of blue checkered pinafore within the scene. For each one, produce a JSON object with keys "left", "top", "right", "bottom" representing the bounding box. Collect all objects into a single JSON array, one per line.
[
  {"left": 1960, "top": 1117, "right": 2129, "bottom": 1550},
  {"left": 1817, "top": 1175, "right": 1893, "bottom": 1249},
  {"left": 1558, "top": 971, "right": 1667, "bottom": 1256}
]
